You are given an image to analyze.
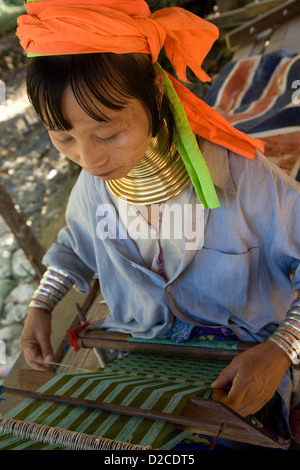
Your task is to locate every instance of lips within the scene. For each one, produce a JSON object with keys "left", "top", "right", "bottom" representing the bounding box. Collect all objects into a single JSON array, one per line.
[
  {"left": 91, "top": 169, "right": 114, "bottom": 178},
  {"left": 98, "top": 171, "right": 114, "bottom": 177}
]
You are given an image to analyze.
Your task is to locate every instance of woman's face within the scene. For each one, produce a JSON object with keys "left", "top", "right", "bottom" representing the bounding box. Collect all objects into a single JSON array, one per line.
[{"left": 48, "top": 86, "right": 153, "bottom": 180}]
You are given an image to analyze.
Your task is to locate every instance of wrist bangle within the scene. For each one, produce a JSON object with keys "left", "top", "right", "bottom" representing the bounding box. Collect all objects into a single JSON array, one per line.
[
  {"left": 268, "top": 298, "right": 300, "bottom": 365},
  {"left": 289, "top": 298, "right": 300, "bottom": 313},
  {"left": 29, "top": 300, "right": 52, "bottom": 312},
  {"left": 268, "top": 336, "right": 297, "bottom": 363},
  {"left": 29, "top": 266, "right": 75, "bottom": 313}
]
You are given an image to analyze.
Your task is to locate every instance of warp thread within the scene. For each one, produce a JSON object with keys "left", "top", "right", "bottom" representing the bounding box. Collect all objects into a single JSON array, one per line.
[
  {"left": 209, "top": 422, "right": 224, "bottom": 450},
  {"left": 0, "top": 416, "right": 152, "bottom": 450},
  {"left": 66, "top": 321, "right": 90, "bottom": 352}
]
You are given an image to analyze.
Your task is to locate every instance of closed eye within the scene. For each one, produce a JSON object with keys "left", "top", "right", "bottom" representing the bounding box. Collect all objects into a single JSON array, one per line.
[
  {"left": 56, "top": 137, "right": 73, "bottom": 144},
  {"left": 48, "top": 132, "right": 74, "bottom": 145},
  {"left": 96, "top": 133, "right": 118, "bottom": 144}
]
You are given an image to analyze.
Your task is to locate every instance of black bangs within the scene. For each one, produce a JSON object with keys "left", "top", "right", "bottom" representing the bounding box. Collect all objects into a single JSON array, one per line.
[
  {"left": 25, "top": 56, "right": 70, "bottom": 131},
  {"left": 25, "top": 53, "right": 175, "bottom": 147}
]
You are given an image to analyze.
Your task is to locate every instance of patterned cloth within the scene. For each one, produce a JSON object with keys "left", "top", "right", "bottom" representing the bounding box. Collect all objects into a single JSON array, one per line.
[
  {"left": 166, "top": 318, "right": 239, "bottom": 344},
  {"left": 205, "top": 50, "right": 300, "bottom": 181}
]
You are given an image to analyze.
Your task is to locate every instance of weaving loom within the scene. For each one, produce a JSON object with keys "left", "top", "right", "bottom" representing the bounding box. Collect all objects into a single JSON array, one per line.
[{"left": 0, "top": 352, "right": 287, "bottom": 450}]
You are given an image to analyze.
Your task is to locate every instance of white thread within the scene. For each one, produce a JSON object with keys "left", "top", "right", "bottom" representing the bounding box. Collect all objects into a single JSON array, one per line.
[{"left": 0, "top": 417, "right": 151, "bottom": 450}]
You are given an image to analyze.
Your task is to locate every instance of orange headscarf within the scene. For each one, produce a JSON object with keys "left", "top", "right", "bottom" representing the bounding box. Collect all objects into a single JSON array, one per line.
[
  {"left": 16, "top": 0, "right": 265, "bottom": 208},
  {"left": 17, "top": 0, "right": 218, "bottom": 84}
]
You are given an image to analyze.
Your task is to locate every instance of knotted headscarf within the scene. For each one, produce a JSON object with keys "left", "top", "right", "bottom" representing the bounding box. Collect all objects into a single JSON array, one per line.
[{"left": 16, "top": 0, "right": 265, "bottom": 209}]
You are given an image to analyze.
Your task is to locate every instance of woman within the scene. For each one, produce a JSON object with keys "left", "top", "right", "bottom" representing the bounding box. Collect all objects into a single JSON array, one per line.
[{"left": 16, "top": 0, "right": 299, "bottom": 439}]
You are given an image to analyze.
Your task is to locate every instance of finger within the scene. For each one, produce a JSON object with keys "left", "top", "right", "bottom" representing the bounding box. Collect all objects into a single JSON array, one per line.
[
  {"left": 238, "top": 402, "right": 263, "bottom": 417},
  {"left": 39, "top": 341, "right": 55, "bottom": 365},
  {"left": 211, "top": 380, "right": 248, "bottom": 414},
  {"left": 23, "top": 343, "right": 54, "bottom": 371},
  {"left": 236, "top": 393, "right": 272, "bottom": 417},
  {"left": 211, "top": 388, "right": 227, "bottom": 402},
  {"left": 213, "top": 388, "right": 266, "bottom": 417},
  {"left": 212, "top": 370, "right": 252, "bottom": 414},
  {"left": 224, "top": 376, "right": 250, "bottom": 412},
  {"left": 211, "top": 362, "right": 238, "bottom": 389},
  {"left": 24, "top": 353, "right": 52, "bottom": 371},
  {"left": 211, "top": 388, "right": 247, "bottom": 415},
  {"left": 29, "top": 360, "right": 53, "bottom": 372},
  {"left": 34, "top": 327, "right": 55, "bottom": 362},
  {"left": 222, "top": 376, "right": 274, "bottom": 417}
]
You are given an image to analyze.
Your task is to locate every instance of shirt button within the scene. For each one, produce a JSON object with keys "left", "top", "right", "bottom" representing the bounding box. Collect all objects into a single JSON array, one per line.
[{"left": 167, "top": 286, "right": 172, "bottom": 293}]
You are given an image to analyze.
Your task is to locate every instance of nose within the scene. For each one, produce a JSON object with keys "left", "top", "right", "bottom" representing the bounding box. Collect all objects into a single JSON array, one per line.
[{"left": 78, "top": 141, "right": 109, "bottom": 171}]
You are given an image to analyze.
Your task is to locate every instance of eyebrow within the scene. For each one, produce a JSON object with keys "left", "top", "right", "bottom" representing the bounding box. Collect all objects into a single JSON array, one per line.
[{"left": 47, "top": 118, "right": 122, "bottom": 133}]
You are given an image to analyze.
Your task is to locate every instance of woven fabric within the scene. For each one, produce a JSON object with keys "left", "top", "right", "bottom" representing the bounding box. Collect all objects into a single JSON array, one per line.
[{"left": 0, "top": 354, "right": 228, "bottom": 450}]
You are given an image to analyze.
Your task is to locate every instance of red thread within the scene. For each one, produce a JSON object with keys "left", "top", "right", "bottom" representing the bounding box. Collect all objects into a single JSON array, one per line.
[
  {"left": 209, "top": 422, "right": 224, "bottom": 450},
  {"left": 66, "top": 321, "right": 90, "bottom": 352}
]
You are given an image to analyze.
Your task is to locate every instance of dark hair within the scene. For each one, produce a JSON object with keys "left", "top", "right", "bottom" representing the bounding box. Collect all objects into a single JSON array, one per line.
[{"left": 25, "top": 52, "right": 175, "bottom": 148}]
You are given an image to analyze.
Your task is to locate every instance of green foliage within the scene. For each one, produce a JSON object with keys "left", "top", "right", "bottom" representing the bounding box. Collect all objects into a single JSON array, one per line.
[
  {"left": 0, "top": 1, "right": 25, "bottom": 37},
  {"left": 2, "top": 0, "right": 24, "bottom": 6},
  {"left": 147, "top": 0, "right": 178, "bottom": 11}
]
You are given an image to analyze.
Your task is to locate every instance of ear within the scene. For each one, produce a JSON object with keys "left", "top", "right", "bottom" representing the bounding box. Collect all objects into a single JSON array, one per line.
[{"left": 154, "top": 73, "right": 164, "bottom": 99}]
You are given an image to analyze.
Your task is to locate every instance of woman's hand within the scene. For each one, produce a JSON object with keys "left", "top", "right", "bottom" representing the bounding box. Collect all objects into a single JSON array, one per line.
[
  {"left": 19, "top": 307, "right": 55, "bottom": 371},
  {"left": 211, "top": 340, "right": 291, "bottom": 417}
]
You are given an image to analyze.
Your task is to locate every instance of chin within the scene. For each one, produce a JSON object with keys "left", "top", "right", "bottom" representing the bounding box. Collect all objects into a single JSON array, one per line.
[{"left": 92, "top": 170, "right": 116, "bottom": 179}]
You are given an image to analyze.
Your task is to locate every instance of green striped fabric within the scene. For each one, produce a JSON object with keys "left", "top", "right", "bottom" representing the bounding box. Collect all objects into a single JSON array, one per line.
[{"left": 0, "top": 353, "right": 229, "bottom": 450}]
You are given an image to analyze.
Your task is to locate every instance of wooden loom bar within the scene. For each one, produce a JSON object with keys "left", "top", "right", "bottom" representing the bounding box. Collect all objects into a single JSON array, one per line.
[
  {"left": 77, "top": 329, "right": 254, "bottom": 360},
  {"left": 1, "top": 385, "right": 282, "bottom": 449},
  {"left": 226, "top": 0, "right": 300, "bottom": 49},
  {"left": 205, "top": 0, "right": 287, "bottom": 28},
  {"left": 1, "top": 386, "right": 213, "bottom": 430}
]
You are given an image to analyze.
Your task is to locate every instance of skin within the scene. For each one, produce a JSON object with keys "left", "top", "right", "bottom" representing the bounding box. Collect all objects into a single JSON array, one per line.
[
  {"left": 48, "top": 87, "right": 154, "bottom": 180},
  {"left": 19, "top": 81, "right": 292, "bottom": 416},
  {"left": 211, "top": 341, "right": 291, "bottom": 417}
]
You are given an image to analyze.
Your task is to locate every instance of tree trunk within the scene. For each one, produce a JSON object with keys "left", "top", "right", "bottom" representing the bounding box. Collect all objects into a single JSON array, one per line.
[{"left": 0, "top": 182, "right": 46, "bottom": 279}]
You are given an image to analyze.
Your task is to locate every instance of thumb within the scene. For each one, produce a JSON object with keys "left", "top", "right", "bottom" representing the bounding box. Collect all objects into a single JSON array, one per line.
[
  {"left": 211, "top": 363, "right": 238, "bottom": 389},
  {"left": 38, "top": 334, "right": 55, "bottom": 364}
]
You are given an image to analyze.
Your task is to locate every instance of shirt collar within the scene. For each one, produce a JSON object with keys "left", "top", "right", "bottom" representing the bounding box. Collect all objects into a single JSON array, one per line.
[{"left": 199, "top": 138, "right": 236, "bottom": 194}]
